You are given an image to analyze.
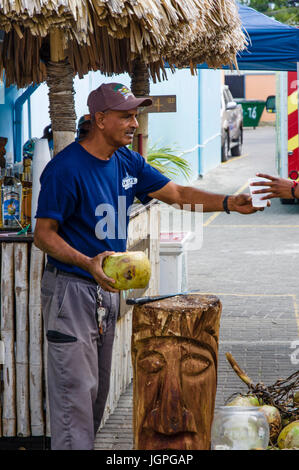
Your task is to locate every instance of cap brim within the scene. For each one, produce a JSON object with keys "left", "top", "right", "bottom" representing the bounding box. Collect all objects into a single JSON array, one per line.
[{"left": 111, "top": 96, "right": 152, "bottom": 111}]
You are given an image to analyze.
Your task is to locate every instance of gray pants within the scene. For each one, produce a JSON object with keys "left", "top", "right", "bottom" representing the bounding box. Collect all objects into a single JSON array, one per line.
[{"left": 41, "top": 264, "right": 119, "bottom": 450}]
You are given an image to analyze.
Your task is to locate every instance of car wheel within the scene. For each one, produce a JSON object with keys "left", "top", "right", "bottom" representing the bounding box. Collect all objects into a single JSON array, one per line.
[
  {"left": 231, "top": 129, "right": 243, "bottom": 157},
  {"left": 221, "top": 132, "right": 229, "bottom": 162}
]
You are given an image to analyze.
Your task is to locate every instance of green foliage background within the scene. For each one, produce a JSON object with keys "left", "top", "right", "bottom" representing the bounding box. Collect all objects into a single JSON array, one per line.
[{"left": 239, "top": 1, "right": 299, "bottom": 25}]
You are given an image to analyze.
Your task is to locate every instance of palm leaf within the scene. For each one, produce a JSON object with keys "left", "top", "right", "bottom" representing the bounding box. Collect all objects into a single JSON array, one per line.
[
  {"left": 128, "top": 142, "right": 192, "bottom": 180},
  {"left": 146, "top": 143, "right": 192, "bottom": 180}
]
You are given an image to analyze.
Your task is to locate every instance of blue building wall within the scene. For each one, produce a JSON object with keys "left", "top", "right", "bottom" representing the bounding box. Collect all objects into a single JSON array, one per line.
[
  {"left": 198, "top": 69, "right": 222, "bottom": 175},
  {"left": 0, "top": 85, "right": 24, "bottom": 156},
  {"left": 148, "top": 69, "right": 199, "bottom": 185}
]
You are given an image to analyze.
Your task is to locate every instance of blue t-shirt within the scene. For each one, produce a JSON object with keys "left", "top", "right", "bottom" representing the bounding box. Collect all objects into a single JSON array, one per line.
[{"left": 35, "top": 142, "right": 170, "bottom": 278}]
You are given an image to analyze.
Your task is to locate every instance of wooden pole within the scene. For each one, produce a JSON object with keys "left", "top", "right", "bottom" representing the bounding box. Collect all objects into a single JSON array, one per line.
[
  {"left": 1, "top": 243, "right": 16, "bottom": 436},
  {"left": 50, "top": 29, "right": 65, "bottom": 63},
  {"left": 48, "top": 29, "right": 76, "bottom": 156},
  {"left": 28, "top": 244, "right": 45, "bottom": 436},
  {"left": 131, "top": 59, "right": 150, "bottom": 159},
  {"left": 132, "top": 294, "right": 222, "bottom": 450},
  {"left": 14, "top": 243, "right": 30, "bottom": 437}
]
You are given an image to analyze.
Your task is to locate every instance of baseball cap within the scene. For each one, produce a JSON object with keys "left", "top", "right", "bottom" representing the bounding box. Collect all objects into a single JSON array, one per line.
[
  {"left": 78, "top": 114, "right": 91, "bottom": 127},
  {"left": 87, "top": 83, "right": 152, "bottom": 116}
]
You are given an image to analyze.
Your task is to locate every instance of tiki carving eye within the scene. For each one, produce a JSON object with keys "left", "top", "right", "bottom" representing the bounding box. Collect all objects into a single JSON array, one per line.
[
  {"left": 138, "top": 352, "right": 166, "bottom": 374},
  {"left": 181, "top": 354, "right": 211, "bottom": 376}
]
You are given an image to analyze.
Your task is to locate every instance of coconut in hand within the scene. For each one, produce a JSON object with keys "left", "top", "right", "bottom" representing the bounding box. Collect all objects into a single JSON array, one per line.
[{"left": 102, "top": 251, "right": 151, "bottom": 290}]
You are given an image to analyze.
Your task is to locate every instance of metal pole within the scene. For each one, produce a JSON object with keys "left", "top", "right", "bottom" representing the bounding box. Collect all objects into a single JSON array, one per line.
[
  {"left": 28, "top": 97, "right": 32, "bottom": 140},
  {"left": 13, "top": 85, "right": 39, "bottom": 162}
]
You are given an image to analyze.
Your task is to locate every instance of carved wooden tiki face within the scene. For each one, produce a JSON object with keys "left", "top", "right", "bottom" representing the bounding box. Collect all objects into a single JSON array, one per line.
[{"left": 132, "top": 294, "right": 222, "bottom": 450}]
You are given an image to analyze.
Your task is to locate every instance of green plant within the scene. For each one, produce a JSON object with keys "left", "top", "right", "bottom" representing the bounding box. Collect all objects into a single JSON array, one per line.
[
  {"left": 239, "top": 0, "right": 299, "bottom": 25},
  {"left": 129, "top": 142, "right": 192, "bottom": 181},
  {"left": 147, "top": 143, "right": 192, "bottom": 180}
]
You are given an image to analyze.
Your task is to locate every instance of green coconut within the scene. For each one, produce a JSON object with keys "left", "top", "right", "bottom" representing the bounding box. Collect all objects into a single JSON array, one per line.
[
  {"left": 258, "top": 405, "right": 281, "bottom": 442},
  {"left": 277, "top": 420, "right": 299, "bottom": 449},
  {"left": 226, "top": 395, "right": 261, "bottom": 407},
  {"left": 293, "top": 391, "right": 299, "bottom": 405},
  {"left": 282, "top": 417, "right": 292, "bottom": 428},
  {"left": 102, "top": 251, "right": 151, "bottom": 290}
]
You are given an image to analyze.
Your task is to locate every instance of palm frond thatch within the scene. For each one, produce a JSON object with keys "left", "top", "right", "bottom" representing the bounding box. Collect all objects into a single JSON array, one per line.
[{"left": 0, "top": 0, "right": 247, "bottom": 88}]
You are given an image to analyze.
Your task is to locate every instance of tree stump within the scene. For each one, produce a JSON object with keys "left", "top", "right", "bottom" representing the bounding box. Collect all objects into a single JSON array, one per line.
[{"left": 131, "top": 294, "right": 222, "bottom": 450}]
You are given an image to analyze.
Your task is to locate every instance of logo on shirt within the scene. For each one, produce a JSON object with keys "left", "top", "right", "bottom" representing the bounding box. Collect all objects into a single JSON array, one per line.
[{"left": 122, "top": 173, "right": 138, "bottom": 190}]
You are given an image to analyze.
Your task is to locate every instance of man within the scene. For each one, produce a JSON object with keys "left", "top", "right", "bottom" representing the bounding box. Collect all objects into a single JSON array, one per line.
[
  {"left": 76, "top": 115, "right": 91, "bottom": 141},
  {"left": 42, "top": 124, "right": 54, "bottom": 152},
  {"left": 34, "top": 82, "right": 265, "bottom": 450}
]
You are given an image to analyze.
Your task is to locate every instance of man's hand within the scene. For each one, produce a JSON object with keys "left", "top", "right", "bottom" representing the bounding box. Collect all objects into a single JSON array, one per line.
[
  {"left": 228, "top": 193, "right": 271, "bottom": 214},
  {"left": 87, "top": 251, "right": 120, "bottom": 293},
  {"left": 34, "top": 219, "right": 120, "bottom": 293},
  {"left": 250, "top": 173, "right": 294, "bottom": 200}
]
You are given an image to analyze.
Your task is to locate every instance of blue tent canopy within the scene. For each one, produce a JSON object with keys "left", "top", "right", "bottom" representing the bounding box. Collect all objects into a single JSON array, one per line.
[{"left": 198, "top": 3, "right": 299, "bottom": 71}]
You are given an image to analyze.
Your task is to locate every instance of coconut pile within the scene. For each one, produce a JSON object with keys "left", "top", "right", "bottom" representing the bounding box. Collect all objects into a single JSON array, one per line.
[
  {"left": 225, "top": 353, "right": 299, "bottom": 450},
  {"left": 0, "top": 0, "right": 247, "bottom": 87}
]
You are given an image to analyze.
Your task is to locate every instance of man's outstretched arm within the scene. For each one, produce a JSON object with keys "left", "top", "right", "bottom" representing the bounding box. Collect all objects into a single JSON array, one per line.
[{"left": 148, "top": 181, "right": 268, "bottom": 214}]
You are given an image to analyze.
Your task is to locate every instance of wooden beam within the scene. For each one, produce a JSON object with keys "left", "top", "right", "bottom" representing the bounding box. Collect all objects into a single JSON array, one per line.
[
  {"left": 14, "top": 243, "right": 30, "bottom": 437},
  {"left": 1, "top": 243, "right": 16, "bottom": 436},
  {"left": 131, "top": 59, "right": 150, "bottom": 159},
  {"left": 50, "top": 29, "right": 65, "bottom": 63},
  {"left": 29, "top": 245, "right": 45, "bottom": 436},
  {"left": 47, "top": 34, "right": 76, "bottom": 156}
]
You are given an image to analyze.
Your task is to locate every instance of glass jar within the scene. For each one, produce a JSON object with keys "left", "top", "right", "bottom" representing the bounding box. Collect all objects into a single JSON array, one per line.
[{"left": 211, "top": 406, "right": 269, "bottom": 450}]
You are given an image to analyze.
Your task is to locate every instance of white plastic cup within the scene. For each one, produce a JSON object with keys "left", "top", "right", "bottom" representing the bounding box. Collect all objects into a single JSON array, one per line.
[{"left": 248, "top": 177, "right": 271, "bottom": 208}]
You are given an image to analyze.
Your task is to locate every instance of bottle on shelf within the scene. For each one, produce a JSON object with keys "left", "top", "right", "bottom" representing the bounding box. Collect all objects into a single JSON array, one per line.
[
  {"left": 23, "top": 156, "right": 32, "bottom": 174},
  {"left": 1, "top": 165, "right": 22, "bottom": 229},
  {"left": 21, "top": 168, "right": 32, "bottom": 228},
  {"left": 13, "top": 161, "right": 23, "bottom": 180}
]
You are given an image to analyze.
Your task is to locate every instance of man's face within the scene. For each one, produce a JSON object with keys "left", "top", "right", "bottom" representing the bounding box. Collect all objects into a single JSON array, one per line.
[{"left": 95, "top": 108, "right": 139, "bottom": 148}]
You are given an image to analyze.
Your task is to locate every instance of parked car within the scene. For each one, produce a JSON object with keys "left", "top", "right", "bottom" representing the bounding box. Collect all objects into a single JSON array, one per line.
[{"left": 221, "top": 85, "right": 243, "bottom": 162}]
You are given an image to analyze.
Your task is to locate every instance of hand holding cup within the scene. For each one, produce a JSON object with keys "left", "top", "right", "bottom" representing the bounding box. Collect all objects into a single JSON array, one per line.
[
  {"left": 249, "top": 176, "right": 271, "bottom": 207},
  {"left": 250, "top": 173, "right": 296, "bottom": 200}
]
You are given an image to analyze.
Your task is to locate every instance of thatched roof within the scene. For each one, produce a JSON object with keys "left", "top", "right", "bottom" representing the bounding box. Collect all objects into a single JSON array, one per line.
[{"left": 0, "top": 0, "right": 247, "bottom": 88}]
